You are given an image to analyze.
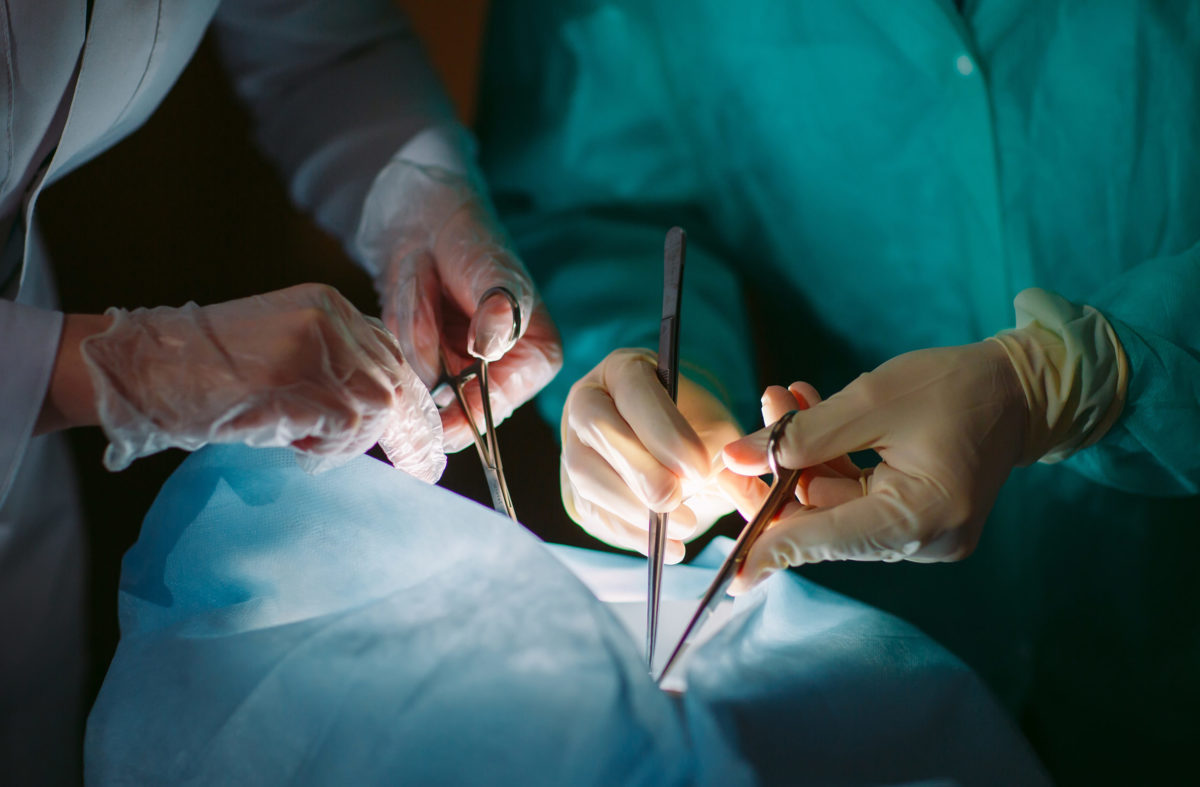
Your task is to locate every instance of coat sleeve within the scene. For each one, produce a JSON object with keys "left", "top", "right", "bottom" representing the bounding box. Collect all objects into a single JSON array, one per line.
[
  {"left": 1067, "top": 241, "right": 1200, "bottom": 496},
  {"left": 210, "top": 0, "right": 466, "bottom": 254},
  {"left": 0, "top": 300, "right": 63, "bottom": 505}
]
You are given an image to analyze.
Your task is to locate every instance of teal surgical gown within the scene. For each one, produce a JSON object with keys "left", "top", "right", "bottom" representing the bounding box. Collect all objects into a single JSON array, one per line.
[{"left": 477, "top": 1, "right": 1200, "bottom": 783}]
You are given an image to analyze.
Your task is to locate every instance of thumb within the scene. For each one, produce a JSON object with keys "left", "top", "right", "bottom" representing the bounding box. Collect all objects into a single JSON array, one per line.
[
  {"left": 724, "top": 383, "right": 883, "bottom": 473},
  {"left": 467, "top": 267, "right": 533, "bottom": 362},
  {"left": 434, "top": 206, "right": 537, "bottom": 362}
]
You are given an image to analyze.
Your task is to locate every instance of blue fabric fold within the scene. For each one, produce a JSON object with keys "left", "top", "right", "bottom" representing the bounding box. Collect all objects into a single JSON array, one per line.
[{"left": 86, "top": 446, "right": 1046, "bottom": 786}]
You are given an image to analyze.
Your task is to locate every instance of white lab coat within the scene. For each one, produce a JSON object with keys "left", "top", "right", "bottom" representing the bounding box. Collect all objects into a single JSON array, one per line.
[{"left": 0, "top": 1, "right": 461, "bottom": 782}]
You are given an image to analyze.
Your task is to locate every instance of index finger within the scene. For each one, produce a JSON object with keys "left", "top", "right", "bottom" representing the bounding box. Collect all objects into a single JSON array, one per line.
[
  {"left": 729, "top": 470, "right": 949, "bottom": 594},
  {"left": 602, "top": 352, "right": 710, "bottom": 484}
]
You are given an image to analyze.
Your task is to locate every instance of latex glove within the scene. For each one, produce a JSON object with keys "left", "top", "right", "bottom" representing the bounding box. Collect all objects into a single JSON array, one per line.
[
  {"left": 723, "top": 288, "right": 1129, "bottom": 592},
  {"left": 560, "top": 348, "right": 744, "bottom": 564},
  {"left": 716, "top": 381, "right": 862, "bottom": 522},
  {"left": 81, "top": 283, "right": 445, "bottom": 480},
  {"left": 356, "top": 157, "right": 562, "bottom": 452},
  {"left": 721, "top": 342, "right": 1028, "bottom": 593}
]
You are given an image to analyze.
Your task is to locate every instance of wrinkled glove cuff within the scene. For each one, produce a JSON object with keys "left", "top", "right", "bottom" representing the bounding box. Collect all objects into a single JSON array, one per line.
[
  {"left": 988, "top": 287, "right": 1129, "bottom": 465},
  {"left": 81, "top": 305, "right": 194, "bottom": 472}
]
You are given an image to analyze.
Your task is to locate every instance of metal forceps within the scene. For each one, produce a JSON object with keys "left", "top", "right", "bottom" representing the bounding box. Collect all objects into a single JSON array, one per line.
[
  {"left": 646, "top": 227, "right": 686, "bottom": 670},
  {"left": 657, "top": 409, "right": 805, "bottom": 683},
  {"left": 433, "top": 286, "right": 521, "bottom": 522}
]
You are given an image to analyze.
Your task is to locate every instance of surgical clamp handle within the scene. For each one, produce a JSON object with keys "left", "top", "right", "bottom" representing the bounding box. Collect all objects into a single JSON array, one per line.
[
  {"left": 435, "top": 287, "right": 522, "bottom": 522},
  {"left": 657, "top": 410, "right": 804, "bottom": 683}
]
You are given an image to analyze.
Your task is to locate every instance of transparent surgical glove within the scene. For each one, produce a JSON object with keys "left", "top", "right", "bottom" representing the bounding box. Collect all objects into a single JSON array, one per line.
[
  {"left": 356, "top": 156, "right": 561, "bottom": 452},
  {"left": 81, "top": 283, "right": 445, "bottom": 481}
]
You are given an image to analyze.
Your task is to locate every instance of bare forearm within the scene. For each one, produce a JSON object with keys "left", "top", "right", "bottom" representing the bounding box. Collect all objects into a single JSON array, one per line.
[{"left": 34, "top": 313, "right": 112, "bottom": 435}]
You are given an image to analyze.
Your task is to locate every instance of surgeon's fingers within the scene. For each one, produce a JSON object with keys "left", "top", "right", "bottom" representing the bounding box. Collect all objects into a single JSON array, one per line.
[
  {"left": 727, "top": 496, "right": 895, "bottom": 595},
  {"left": 464, "top": 261, "right": 535, "bottom": 362},
  {"left": 434, "top": 206, "right": 538, "bottom": 361},
  {"left": 761, "top": 383, "right": 809, "bottom": 424},
  {"left": 732, "top": 383, "right": 814, "bottom": 476},
  {"left": 440, "top": 309, "right": 561, "bottom": 453},
  {"left": 567, "top": 383, "right": 683, "bottom": 513},
  {"left": 722, "top": 385, "right": 803, "bottom": 477},
  {"left": 785, "top": 383, "right": 861, "bottom": 479},
  {"left": 763, "top": 384, "right": 859, "bottom": 501},
  {"left": 797, "top": 466, "right": 863, "bottom": 508},
  {"left": 565, "top": 355, "right": 707, "bottom": 513},
  {"left": 603, "top": 351, "right": 710, "bottom": 484},
  {"left": 725, "top": 380, "right": 883, "bottom": 474},
  {"left": 716, "top": 467, "right": 771, "bottom": 521},
  {"left": 716, "top": 444, "right": 859, "bottom": 510},
  {"left": 728, "top": 465, "right": 968, "bottom": 594},
  {"left": 563, "top": 466, "right": 687, "bottom": 563},
  {"left": 730, "top": 382, "right": 861, "bottom": 479},
  {"left": 564, "top": 429, "right": 698, "bottom": 538}
]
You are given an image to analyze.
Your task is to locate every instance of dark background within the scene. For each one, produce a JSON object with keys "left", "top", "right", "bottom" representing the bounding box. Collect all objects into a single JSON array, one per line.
[{"left": 37, "top": 1, "right": 726, "bottom": 706}]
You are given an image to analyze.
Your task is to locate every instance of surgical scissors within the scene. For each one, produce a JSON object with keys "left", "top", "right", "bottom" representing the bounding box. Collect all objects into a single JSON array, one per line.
[
  {"left": 647, "top": 227, "right": 686, "bottom": 671},
  {"left": 656, "top": 409, "right": 805, "bottom": 683},
  {"left": 433, "top": 287, "right": 521, "bottom": 522}
]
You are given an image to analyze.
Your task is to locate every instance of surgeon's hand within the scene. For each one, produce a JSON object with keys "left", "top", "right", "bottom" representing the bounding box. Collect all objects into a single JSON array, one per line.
[
  {"left": 722, "top": 341, "right": 1029, "bottom": 593},
  {"left": 560, "top": 348, "right": 744, "bottom": 563},
  {"left": 356, "top": 158, "right": 561, "bottom": 452},
  {"left": 79, "top": 283, "right": 445, "bottom": 480},
  {"left": 721, "top": 288, "right": 1129, "bottom": 593}
]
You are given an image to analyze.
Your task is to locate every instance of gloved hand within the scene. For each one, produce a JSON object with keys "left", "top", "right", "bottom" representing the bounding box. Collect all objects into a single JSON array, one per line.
[
  {"left": 356, "top": 157, "right": 561, "bottom": 452},
  {"left": 722, "top": 289, "right": 1128, "bottom": 593},
  {"left": 81, "top": 283, "right": 445, "bottom": 480},
  {"left": 560, "top": 348, "right": 744, "bottom": 563},
  {"left": 715, "top": 381, "right": 861, "bottom": 526}
]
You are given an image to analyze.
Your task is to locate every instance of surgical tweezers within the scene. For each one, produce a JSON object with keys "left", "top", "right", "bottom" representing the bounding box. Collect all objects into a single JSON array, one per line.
[
  {"left": 646, "top": 227, "right": 686, "bottom": 670},
  {"left": 434, "top": 287, "right": 521, "bottom": 522},
  {"left": 657, "top": 409, "right": 805, "bottom": 683}
]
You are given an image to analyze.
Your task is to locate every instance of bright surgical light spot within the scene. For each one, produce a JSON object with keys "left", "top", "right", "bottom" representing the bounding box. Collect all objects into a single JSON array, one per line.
[{"left": 956, "top": 54, "right": 975, "bottom": 76}]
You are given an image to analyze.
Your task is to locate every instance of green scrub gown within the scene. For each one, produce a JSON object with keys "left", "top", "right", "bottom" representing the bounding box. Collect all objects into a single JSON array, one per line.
[{"left": 477, "top": 2, "right": 1200, "bottom": 782}]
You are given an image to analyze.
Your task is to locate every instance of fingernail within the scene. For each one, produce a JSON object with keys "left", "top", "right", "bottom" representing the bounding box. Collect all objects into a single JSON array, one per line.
[
  {"left": 469, "top": 302, "right": 518, "bottom": 361},
  {"left": 468, "top": 324, "right": 510, "bottom": 361}
]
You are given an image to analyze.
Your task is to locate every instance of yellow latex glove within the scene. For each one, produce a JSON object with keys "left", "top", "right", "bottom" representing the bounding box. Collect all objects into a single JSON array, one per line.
[{"left": 723, "top": 288, "right": 1128, "bottom": 593}]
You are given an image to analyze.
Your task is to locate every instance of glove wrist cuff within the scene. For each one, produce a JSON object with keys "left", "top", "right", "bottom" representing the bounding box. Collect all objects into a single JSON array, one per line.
[
  {"left": 989, "top": 287, "right": 1129, "bottom": 465},
  {"left": 81, "top": 306, "right": 182, "bottom": 472}
]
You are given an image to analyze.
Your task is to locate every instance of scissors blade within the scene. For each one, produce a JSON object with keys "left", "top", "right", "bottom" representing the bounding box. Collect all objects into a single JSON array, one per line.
[
  {"left": 647, "top": 226, "right": 686, "bottom": 670},
  {"left": 657, "top": 434, "right": 804, "bottom": 684}
]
